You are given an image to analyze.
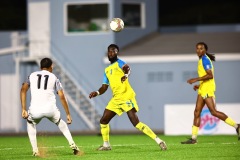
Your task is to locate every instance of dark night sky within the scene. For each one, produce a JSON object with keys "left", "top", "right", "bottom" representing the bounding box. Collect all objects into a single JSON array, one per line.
[
  {"left": 0, "top": 0, "right": 27, "bottom": 30},
  {"left": 159, "top": 0, "right": 240, "bottom": 26},
  {"left": 0, "top": 0, "right": 239, "bottom": 30}
]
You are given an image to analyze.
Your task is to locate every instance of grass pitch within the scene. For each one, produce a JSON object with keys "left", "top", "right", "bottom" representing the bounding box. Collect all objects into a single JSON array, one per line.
[{"left": 0, "top": 134, "right": 239, "bottom": 160}]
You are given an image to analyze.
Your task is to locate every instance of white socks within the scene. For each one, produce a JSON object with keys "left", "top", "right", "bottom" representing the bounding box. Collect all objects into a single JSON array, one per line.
[
  {"left": 154, "top": 137, "right": 163, "bottom": 144},
  {"left": 58, "top": 119, "right": 75, "bottom": 145},
  {"left": 27, "top": 122, "right": 38, "bottom": 152},
  {"left": 27, "top": 119, "right": 75, "bottom": 152},
  {"left": 103, "top": 141, "right": 110, "bottom": 147}
]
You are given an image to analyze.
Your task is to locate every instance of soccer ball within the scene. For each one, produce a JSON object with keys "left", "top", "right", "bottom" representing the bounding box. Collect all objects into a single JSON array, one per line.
[{"left": 110, "top": 18, "right": 124, "bottom": 32}]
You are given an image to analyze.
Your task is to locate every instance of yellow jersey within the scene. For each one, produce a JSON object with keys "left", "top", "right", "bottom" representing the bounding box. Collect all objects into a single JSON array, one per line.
[
  {"left": 103, "top": 59, "right": 136, "bottom": 102},
  {"left": 198, "top": 54, "right": 216, "bottom": 93}
]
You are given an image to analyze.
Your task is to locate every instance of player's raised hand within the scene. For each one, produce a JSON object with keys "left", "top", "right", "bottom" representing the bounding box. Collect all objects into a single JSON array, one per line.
[{"left": 22, "top": 110, "right": 28, "bottom": 119}]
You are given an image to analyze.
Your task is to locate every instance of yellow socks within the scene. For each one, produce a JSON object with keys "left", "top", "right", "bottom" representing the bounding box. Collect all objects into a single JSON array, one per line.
[
  {"left": 225, "top": 117, "right": 237, "bottom": 128},
  {"left": 135, "top": 122, "right": 157, "bottom": 139},
  {"left": 192, "top": 125, "right": 199, "bottom": 140},
  {"left": 100, "top": 124, "right": 110, "bottom": 146},
  {"left": 101, "top": 122, "right": 163, "bottom": 146}
]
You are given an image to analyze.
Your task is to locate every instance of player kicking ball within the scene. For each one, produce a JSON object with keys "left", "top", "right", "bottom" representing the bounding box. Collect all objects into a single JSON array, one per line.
[
  {"left": 20, "top": 58, "right": 81, "bottom": 156},
  {"left": 89, "top": 44, "right": 167, "bottom": 151}
]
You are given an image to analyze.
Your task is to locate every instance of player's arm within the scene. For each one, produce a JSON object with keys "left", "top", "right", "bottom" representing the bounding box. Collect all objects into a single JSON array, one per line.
[
  {"left": 20, "top": 83, "right": 29, "bottom": 119},
  {"left": 121, "top": 64, "right": 131, "bottom": 82},
  {"left": 57, "top": 89, "right": 72, "bottom": 124},
  {"left": 187, "top": 69, "right": 213, "bottom": 84},
  {"left": 89, "top": 84, "right": 108, "bottom": 99},
  {"left": 188, "top": 57, "right": 213, "bottom": 84}
]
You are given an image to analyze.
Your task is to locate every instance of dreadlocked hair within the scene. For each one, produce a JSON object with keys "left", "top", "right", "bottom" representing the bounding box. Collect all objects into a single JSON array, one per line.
[{"left": 197, "top": 42, "right": 215, "bottom": 61}]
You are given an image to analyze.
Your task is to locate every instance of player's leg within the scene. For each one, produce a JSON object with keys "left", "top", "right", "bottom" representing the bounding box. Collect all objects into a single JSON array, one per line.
[
  {"left": 57, "top": 119, "right": 80, "bottom": 154},
  {"left": 127, "top": 108, "right": 167, "bottom": 150},
  {"left": 192, "top": 95, "right": 205, "bottom": 139},
  {"left": 27, "top": 121, "right": 39, "bottom": 156},
  {"left": 181, "top": 94, "right": 205, "bottom": 144},
  {"left": 205, "top": 97, "right": 240, "bottom": 140},
  {"left": 49, "top": 110, "right": 80, "bottom": 155},
  {"left": 97, "top": 109, "right": 116, "bottom": 151},
  {"left": 26, "top": 112, "right": 41, "bottom": 156}
]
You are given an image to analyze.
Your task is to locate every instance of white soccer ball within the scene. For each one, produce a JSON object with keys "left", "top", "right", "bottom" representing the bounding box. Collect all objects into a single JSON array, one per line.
[{"left": 110, "top": 18, "right": 124, "bottom": 32}]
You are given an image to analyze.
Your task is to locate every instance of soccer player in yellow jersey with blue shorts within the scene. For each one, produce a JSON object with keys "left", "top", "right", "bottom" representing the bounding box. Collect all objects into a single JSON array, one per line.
[
  {"left": 89, "top": 44, "right": 167, "bottom": 151},
  {"left": 181, "top": 42, "right": 240, "bottom": 144}
]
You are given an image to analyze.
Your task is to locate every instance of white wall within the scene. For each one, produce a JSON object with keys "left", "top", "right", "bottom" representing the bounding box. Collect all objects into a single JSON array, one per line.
[
  {"left": 0, "top": 74, "right": 20, "bottom": 132},
  {"left": 28, "top": 0, "right": 51, "bottom": 57},
  {"left": 164, "top": 104, "right": 240, "bottom": 135}
]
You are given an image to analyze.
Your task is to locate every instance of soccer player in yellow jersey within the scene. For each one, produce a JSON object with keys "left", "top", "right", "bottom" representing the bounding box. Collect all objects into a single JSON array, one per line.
[
  {"left": 89, "top": 44, "right": 167, "bottom": 151},
  {"left": 181, "top": 42, "right": 240, "bottom": 144}
]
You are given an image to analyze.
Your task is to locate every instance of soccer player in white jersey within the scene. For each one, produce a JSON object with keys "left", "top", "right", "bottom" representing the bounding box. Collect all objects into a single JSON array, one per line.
[{"left": 20, "top": 57, "right": 80, "bottom": 156}]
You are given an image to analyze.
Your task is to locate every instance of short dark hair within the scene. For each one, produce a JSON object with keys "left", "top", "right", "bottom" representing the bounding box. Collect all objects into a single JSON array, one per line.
[
  {"left": 108, "top": 44, "right": 119, "bottom": 52},
  {"left": 40, "top": 58, "right": 52, "bottom": 68}
]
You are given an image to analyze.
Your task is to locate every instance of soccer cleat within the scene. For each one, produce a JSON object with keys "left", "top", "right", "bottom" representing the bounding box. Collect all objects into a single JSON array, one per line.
[
  {"left": 32, "top": 151, "right": 40, "bottom": 156},
  {"left": 236, "top": 124, "right": 240, "bottom": 141},
  {"left": 70, "top": 143, "right": 80, "bottom": 155},
  {"left": 96, "top": 145, "right": 112, "bottom": 151},
  {"left": 159, "top": 141, "right": 167, "bottom": 151},
  {"left": 181, "top": 138, "right": 197, "bottom": 144}
]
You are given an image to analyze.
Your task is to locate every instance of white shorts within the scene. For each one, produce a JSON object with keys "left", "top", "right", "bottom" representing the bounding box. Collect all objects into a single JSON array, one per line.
[{"left": 27, "top": 108, "right": 61, "bottom": 125}]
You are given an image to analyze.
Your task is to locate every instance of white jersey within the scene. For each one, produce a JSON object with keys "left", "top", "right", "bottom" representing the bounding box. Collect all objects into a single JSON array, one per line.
[{"left": 26, "top": 70, "right": 63, "bottom": 113}]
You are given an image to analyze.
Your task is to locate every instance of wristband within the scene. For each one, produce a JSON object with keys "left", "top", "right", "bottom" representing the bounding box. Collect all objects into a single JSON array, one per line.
[
  {"left": 125, "top": 74, "right": 129, "bottom": 78},
  {"left": 96, "top": 91, "right": 100, "bottom": 96}
]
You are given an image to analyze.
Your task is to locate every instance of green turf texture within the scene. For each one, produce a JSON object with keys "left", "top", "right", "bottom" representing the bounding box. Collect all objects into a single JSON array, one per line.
[{"left": 0, "top": 135, "right": 239, "bottom": 160}]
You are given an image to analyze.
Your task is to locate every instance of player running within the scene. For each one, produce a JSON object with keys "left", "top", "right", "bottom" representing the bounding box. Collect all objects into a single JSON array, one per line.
[{"left": 181, "top": 42, "right": 240, "bottom": 144}]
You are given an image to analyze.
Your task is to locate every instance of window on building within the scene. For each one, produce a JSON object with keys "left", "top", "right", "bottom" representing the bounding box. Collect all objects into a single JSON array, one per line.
[
  {"left": 182, "top": 71, "right": 198, "bottom": 81},
  {"left": 148, "top": 71, "right": 173, "bottom": 82},
  {"left": 122, "top": 3, "right": 145, "bottom": 28},
  {"left": 65, "top": 3, "right": 109, "bottom": 33}
]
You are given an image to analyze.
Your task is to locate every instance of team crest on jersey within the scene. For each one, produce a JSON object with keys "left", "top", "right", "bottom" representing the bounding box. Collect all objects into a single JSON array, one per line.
[{"left": 206, "top": 65, "right": 210, "bottom": 69}]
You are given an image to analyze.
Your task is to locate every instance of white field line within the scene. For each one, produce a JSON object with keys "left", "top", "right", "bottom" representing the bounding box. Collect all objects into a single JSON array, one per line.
[
  {"left": 0, "top": 142, "right": 238, "bottom": 151},
  {"left": 0, "top": 146, "right": 65, "bottom": 151}
]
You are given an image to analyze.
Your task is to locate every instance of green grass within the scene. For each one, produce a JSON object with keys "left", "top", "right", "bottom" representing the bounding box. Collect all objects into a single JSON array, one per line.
[{"left": 0, "top": 134, "right": 239, "bottom": 160}]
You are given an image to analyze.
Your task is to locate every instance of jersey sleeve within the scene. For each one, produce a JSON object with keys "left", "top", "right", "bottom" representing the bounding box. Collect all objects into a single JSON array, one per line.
[
  {"left": 202, "top": 56, "right": 212, "bottom": 71},
  {"left": 117, "top": 59, "right": 127, "bottom": 69},
  {"left": 24, "top": 75, "right": 30, "bottom": 86},
  {"left": 102, "top": 72, "right": 109, "bottom": 85},
  {"left": 55, "top": 78, "right": 63, "bottom": 92}
]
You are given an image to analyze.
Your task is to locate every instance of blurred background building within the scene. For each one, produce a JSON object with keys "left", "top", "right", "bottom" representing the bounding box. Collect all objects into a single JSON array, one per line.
[{"left": 0, "top": 0, "right": 239, "bottom": 135}]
